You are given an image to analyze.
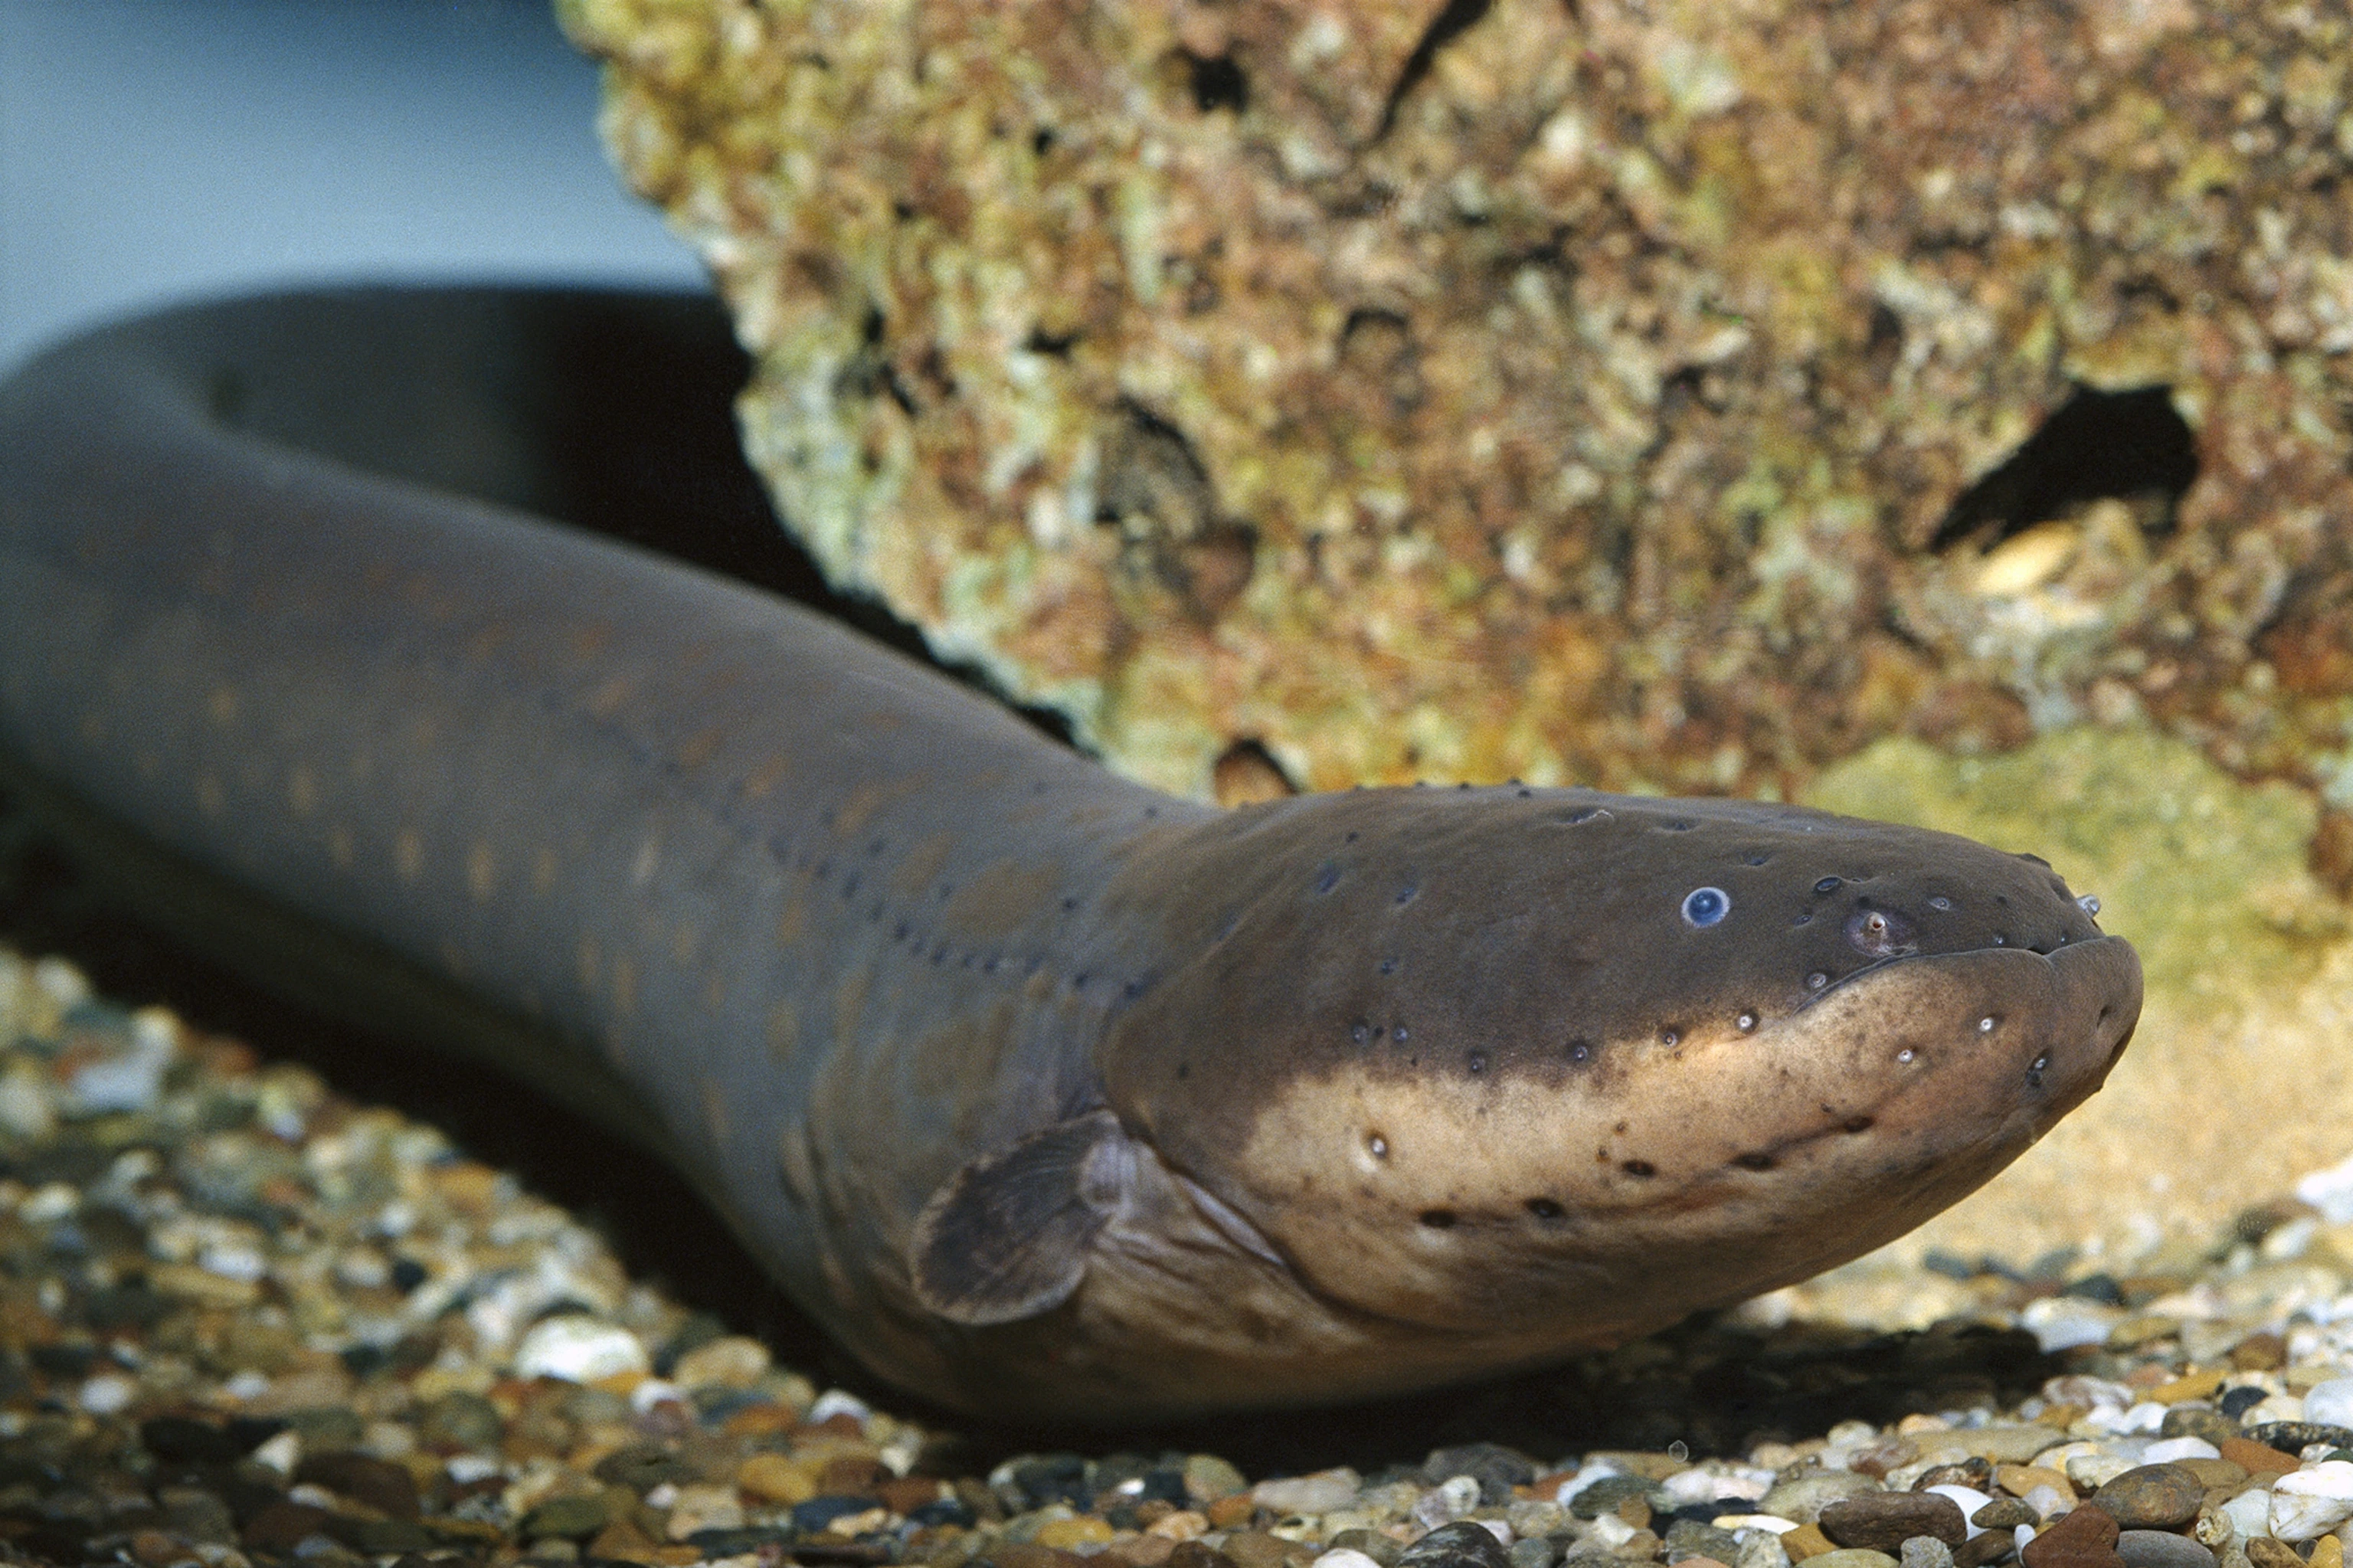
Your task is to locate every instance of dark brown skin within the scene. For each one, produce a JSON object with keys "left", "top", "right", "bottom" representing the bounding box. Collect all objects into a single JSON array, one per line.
[{"left": 0, "top": 289, "right": 2143, "bottom": 1420}]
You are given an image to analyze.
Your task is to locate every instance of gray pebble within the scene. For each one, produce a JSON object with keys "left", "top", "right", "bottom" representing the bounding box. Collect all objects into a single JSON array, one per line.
[
  {"left": 1903, "top": 1540, "right": 1958, "bottom": 1568},
  {"left": 1509, "top": 1536, "right": 1562, "bottom": 1568},
  {"left": 2115, "top": 1533, "right": 2217, "bottom": 1568}
]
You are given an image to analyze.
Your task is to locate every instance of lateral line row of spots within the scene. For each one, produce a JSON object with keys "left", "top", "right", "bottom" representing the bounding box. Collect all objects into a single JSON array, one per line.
[{"left": 770, "top": 833, "right": 1160, "bottom": 1005}]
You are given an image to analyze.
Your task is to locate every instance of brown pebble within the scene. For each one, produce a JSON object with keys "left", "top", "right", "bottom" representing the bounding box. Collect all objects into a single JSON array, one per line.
[
  {"left": 2217, "top": 1435, "right": 2302, "bottom": 1476},
  {"left": 296, "top": 1451, "right": 421, "bottom": 1519},
  {"left": 1784, "top": 1524, "right": 1838, "bottom": 1561},
  {"left": 1205, "top": 1494, "right": 1260, "bottom": 1528},
  {"left": 1957, "top": 1530, "right": 2019, "bottom": 1568},
  {"left": 2021, "top": 1503, "right": 2121, "bottom": 1568},
  {"left": 1919, "top": 1461, "right": 1996, "bottom": 1493},
  {"left": 1974, "top": 1500, "right": 2040, "bottom": 1530},
  {"left": 239, "top": 1501, "right": 339, "bottom": 1553},
  {"left": 986, "top": 1545, "right": 1093, "bottom": 1568},
  {"left": 2088, "top": 1466, "right": 2203, "bottom": 1531},
  {"left": 1111, "top": 1538, "right": 1180, "bottom": 1568},
  {"left": 2169, "top": 1460, "right": 2247, "bottom": 1490},
  {"left": 1222, "top": 1531, "right": 1314, "bottom": 1568},
  {"left": 1168, "top": 1542, "right": 1242, "bottom": 1568},
  {"left": 873, "top": 1475, "right": 943, "bottom": 1514},
  {"left": 1995, "top": 1467, "right": 2076, "bottom": 1503},
  {"left": 1820, "top": 1493, "right": 1968, "bottom": 1551},
  {"left": 2243, "top": 1540, "right": 2302, "bottom": 1568},
  {"left": 2230, "top": 1334, "right": 2287, "bottom": 1370}
]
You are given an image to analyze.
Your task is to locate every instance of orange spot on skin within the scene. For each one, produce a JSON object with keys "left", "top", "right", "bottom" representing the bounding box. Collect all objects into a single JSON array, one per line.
[
  {"left": 741, "top": 755, "right": 791, "bottom": 800},
  {"left": 777, "top": 895, "right": 809, "bottom": 947},
  {"left": 195, "top": 774, "right": 226, "bottom": 818},
  {"left": 701, "top": 1077, "right": 731, "bottom": 1146},
  {"left": 676, "top": 724, "right": 728, "bottom": 771},
  {"left": 585, "top": 675, "right": 633, "bottom": 719},
  {"left": 207, "top": 686, "right": 239, "bottom": 726},
  {"left": 329, "top": 826, "right": 355, "bottom": 869},
  {"left": 77, "top": 712, "right": 105, "bottom": 745},
  {"left": 671, "top": 921, "right": 702, "bottom": 965},
  {"left": 766, "top": 1002, "right": 800, "bottom": 1062},
  {"left": 631, "top": 835, "right": 661, "bottom": 885},
  {"left": 287, "top": 764, "right": 318, "bottom": 817},
  {"left": 612, "top": 955, "right": 637, "bottom": 1017},
  {"left": 577, "top": 936, "right": 601, "bottom": 990},
  {"left": 532, "top": 846, "right": 559, "bottom": 895},
  {"left": 393, "top": 828, "right": 424, "bottom": 882},
  {"left": 466, "top": 843, "right": 498, "bottom": 902},
  {"left": 569, "top": 620, "right": 615, "bottom": 660}
]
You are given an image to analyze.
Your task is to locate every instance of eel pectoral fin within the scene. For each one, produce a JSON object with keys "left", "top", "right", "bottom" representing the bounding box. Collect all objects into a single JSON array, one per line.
[{"left": 908, "top": 1109, "right": 1134, "bottom": 1325}]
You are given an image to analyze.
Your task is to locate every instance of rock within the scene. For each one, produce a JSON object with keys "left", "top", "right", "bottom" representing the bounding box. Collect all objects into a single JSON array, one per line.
[
  {"left": 1994, "top": 1468, "right": 2076, "bottom": 1504},
  {"left": 1811, "top": 1552, "right": 1900, "bottom": 1568},
  {"left": 521, "top": 1496, "right": 610, "bottom": 1540},
  {"left": 2215, "top": 1439, "right": 2299, "bottom": 1477},
  {"left": 1820, "top": 1494, "right": 1968, "bottom": 1552},
  {"left": 2088, "top": 1467, "right": 2204, "bottom": 1531},
  {"left": 1973, "top": 1501, "right": 2040, "bottom": 1530},
  {"left": 2113, "top": 1534, "right": 2214, "bottom": 1568},
  {"left": 1665, "top": 1521, "right": 1745, "bottom": 1564},
  {"left": 1763, "top": 1477, "right": 1889, "bottom": 1527},
  {"left": 2021, "top": 1504, "right": 2122, "bottom": 1568},
  {"left": 512, "top": 1316, "right": 649, "bottom": 1383},
  {"left": 2157, "top": 1409, "right": 2237, "bottom": 1447},
  {"left": 2242, "top": 1542, "right": 2302, "bottom": 1568},
  {"left": 1903, "top": 1541, "right": 1958, "bottom": 1568},
  {"left": 1255, "top": 1469, "right": 1363, "bottom": 1517},
  {"left": 1572, "top": 1478, "right": 1664, "bottom": 1521},
  {"left": 1399, "top": 1523, "right": 1513, "bottom": 1568},
  {"left": 2300, "top": 1378, "right": 2353, "bottom": 1429}
]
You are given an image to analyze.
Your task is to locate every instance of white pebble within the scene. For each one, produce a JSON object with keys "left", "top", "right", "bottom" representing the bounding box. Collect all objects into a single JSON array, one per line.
[
  {"left": 2216, "top": 1488, "right": 2272, "bottom": 1541},
  {"left": 2300, "top": 1378, "right": 2353, "bottom": 1429},
  {"left": 512, "top": 1316, "right": 648, "bottom": 1383},
  {"left": 1586, "top": 1515, "right": 1638, "bottom": 1548},
  {"left": 0, "top": 1063, "right": 54, "bottom": 1140},
  {"left": 2296, "top": 1151, "right": 2353, "bottom": 1223},
  {"left": 2021, "top": 1298, "right": 2122, "bottom": 1353},
  {"left": 1716, "top": 1516, "right": 1802, "bottom": 1536},
  {"left": 2270, "top": 1488, "right": 2353, "bottom": 1542},
  {"left": 250, "top": 1430, "right": 302, "bottom": 1475},
  {"left": 2276, "top": 1461, "right": 2353, "bottom": 1502},
  {"left": 2142, "top": 1437, "right": 2222, "bottom": 1463},
  {"left": 807, "top": 1388, "right": 871, "bottom": 1425},
  {"left": 1926, "top": 1485, "right": 1993, "bottom": 1538},
  {"left": 2024, "top": 1486, "right": 2074, "bottom": 1521},
  {"left": 629, "top": 1378, "right": 684, "bottom": 1414},
  {"left": 77, "top": 1373, "right": 135, "bottom": 1415}
]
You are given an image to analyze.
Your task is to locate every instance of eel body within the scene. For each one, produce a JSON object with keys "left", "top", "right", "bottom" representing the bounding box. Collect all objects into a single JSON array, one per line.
[{"left": 0, "top": 289, "right": 2142, "bottom": 1420}]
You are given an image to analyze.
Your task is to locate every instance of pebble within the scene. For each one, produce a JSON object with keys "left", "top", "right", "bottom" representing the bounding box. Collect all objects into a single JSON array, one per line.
[
  {"left": 2111, "top": 1533, "right": 2214, "bottom": 1568},
  {"left": 2019, "top": 1503, "right": 2121, "bottom": 1568},
  {"left": 24, "top": 943, "right": 2353, "bottom": 1568},
  {"left": 1398, "top": 1521, "right": 1513, "bottom": 1568},
  {"left": 1819, "top": 1494, "right": 1968, "bottom": 1551},
  {"left": 1810, "top": 1551, "right": 1900, "bottom": 1568},
  {"left": 2086, "top": 1467, "right": 2204, "bottom": 1530},
  {"left": 514, "top": 1314, "right": 653, "bottom": 1382}
]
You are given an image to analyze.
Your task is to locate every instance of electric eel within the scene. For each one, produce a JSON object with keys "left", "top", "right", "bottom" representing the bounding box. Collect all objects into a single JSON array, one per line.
[{"left": 0, "top": 288, "right": 2142, "bottom": 1421}]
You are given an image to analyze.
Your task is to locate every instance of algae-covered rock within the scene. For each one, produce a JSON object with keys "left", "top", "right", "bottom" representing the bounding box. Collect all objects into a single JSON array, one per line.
[{"left": 561, "top": 0, "right": 2353, "bottom": 832}]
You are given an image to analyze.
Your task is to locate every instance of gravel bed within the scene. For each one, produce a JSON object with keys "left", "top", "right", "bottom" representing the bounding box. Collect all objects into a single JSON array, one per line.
[{"left": 6, "top": 944, "right": 2353, "bottom": 1568}]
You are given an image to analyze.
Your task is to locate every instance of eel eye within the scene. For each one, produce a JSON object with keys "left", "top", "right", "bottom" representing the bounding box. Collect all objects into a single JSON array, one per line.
[{"left": 1681, "top": 886, "right": 1731, "bottom": 928}]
